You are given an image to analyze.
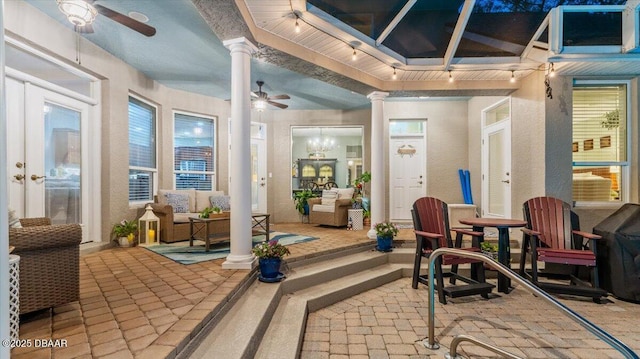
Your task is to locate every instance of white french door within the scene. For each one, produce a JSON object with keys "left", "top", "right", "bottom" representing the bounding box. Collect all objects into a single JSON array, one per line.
[
  {"left": 481, "top": 118, "right": 512, "bottom": 219},
  {"left": 7, "top": 79, "right": 90, "bottom": 241},
  {"left": 389, "top": 135, "right": 426, "bottom": 221},
  {"left": 251, "top": 127, "right": 267, "bottom": 213}
]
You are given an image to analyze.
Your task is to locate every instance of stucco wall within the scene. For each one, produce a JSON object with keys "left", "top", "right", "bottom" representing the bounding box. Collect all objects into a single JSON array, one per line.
[
  {"left": 383, "top": 100, "right": 469, "bottom": 207},
  {"left": 511, "top": 70, "right": 547, "bottom": 217}
]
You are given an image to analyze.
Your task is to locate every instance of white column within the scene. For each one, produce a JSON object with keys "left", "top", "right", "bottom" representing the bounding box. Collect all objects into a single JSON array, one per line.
[
  {"left": 222, "top": 38, "right": 258, "bottom": 270},
  {"left": 366, "top": 91, "right": 389, "bottom": 239},
  {"left": 0, "top": 1, "right": 10, "bottom": 356}
]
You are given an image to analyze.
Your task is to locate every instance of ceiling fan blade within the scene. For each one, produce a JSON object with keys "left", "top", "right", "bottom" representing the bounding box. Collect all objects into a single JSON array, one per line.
[
  {"left": 269, "top": 94, "right": 290, "bottom": 100},
  {"left": 94, "top": 4, "right": 156, "bottom": 37},
  {"left": 268, "top": 101, "right": 288, "bottom": 109},
  {"left": 251, "top": 91, "right": 259, "bottom": 98}
]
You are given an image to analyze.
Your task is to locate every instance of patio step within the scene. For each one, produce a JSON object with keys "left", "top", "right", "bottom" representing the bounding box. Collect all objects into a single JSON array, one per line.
[
  {"left": 183, "top": 246, "right": 525, "bottom": 359},
  {"left": 184, "top": 248, "right": 394, "bottom": 359},
  {"left": 255, "top": 262, "right": 405, "bottom": 358}
]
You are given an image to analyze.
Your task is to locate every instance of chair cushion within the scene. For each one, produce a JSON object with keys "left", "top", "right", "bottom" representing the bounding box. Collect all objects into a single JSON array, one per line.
[
  {"left": 164, "top": 193, "right": 190, "bottom": 213},
  {"left": 195, "top": 190, "right": 224, "bottom": 212},
  {"left": 312, "top": 204, "right": 335, "bottom": 213},
  {"left": 8, "top": 209, "right": 21, "bottom": 228},
  {"left": 210, "top": 195, "right": 231, "bottom": 211},
  {"left": 336, "top": 187, "right": 354, "bottom": 200},
  {"left": 173, "top": 213, "right": 197, "bottom": 223},
  {"left": 321, "top": 189, "right": 339, "bottom": 206},
  {"left": 158, "top": 189, "right": 196, "bottom": 213}
]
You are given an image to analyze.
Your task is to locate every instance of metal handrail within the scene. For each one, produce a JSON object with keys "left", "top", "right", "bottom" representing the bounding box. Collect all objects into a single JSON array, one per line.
[
  {"left": 425, "top": 248, "right": 639, "bottom": 359},
  {"left": 447, "top": 334, "right": 522, "bottom": 359}
]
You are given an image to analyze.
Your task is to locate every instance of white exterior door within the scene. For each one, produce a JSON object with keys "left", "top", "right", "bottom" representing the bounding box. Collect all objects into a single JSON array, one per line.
[
  {"left": 389, "top": 136, "right": 426, "bottom": 221},
  {"left": 7, "top": 79, "right": 90, "bottom": 241},
  {"left": 481, "top": 101, "right": 512, "bottom": 219}
]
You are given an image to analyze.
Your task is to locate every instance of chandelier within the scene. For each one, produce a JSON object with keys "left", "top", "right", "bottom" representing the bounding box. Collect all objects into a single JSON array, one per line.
[
  {"left": 307, "top": 128, "right": 336, "bottom": 158},
  {"left": 57, "top": 0, "right": 97, "bottom": 27}
]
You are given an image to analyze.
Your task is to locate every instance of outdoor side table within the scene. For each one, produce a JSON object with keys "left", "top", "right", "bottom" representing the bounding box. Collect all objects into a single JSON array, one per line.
[
  {"left": 348, "top": 209, "right": 363, "bottom": 230},
  {"left": 9, "top": 254, "right": 20, "bottom": 341}
]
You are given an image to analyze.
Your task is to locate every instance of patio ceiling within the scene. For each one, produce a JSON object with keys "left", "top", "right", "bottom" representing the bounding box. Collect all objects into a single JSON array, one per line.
[
  {"left": 16, "top": 0, "right": 640, "bottom": 109},
  {"left": 237, "top": 0, "right": 635, "bottom": 97}
]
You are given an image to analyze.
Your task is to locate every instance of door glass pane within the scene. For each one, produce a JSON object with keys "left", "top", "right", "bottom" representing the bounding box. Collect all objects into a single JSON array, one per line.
[
  {"left": 44, "top": 102, "right": 81, "bottom": 224},
  {"left": 488, "top": 131, "right": 504, "bottom": 215},
  {"left": 251, "top": 143, "right": 259, "bottom": 210},
  {"left": 485, "top": 101, "right": 510, "bottom": 126}
]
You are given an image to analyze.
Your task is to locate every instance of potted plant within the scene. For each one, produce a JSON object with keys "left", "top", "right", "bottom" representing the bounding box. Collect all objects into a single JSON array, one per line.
[
  {"left": 374, "top": 221, "right": 399, "bottom": 252},
  {"left": 252, "top": 240, "right": 291, "bottom": 282},
  {"left": 199, "top": 206, "right": 222, "bottom": 218},
  {"left": 294, "top": 189, "right": 316, "bottom": 215},
  {"left": 112, "top": 220, "right": 138, "bottom": 247},
  {"left": 353, "top": 171, "right": 371, "bottom": 197},
  {"left": 363, "top": 209, "right": 371, "bottom": 227}
]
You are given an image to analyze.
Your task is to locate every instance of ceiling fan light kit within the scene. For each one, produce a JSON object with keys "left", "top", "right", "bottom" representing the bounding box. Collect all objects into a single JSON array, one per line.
[
  {"left": 252, "top": 81, "right": 290, "bottom": 110},
  {"left": 57, "top": 0, "right": 97, "bottom": 27}
]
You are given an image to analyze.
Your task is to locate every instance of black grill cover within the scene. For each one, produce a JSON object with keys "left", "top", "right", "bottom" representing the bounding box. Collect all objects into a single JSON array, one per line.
[{"left": 593, "top": 204, "right": 640, "bottom": 302}]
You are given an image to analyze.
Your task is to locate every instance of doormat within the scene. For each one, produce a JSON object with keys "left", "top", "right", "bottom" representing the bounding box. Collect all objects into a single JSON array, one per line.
[{"left": 143, "top": 232, "right": 318, "bottom": 265}]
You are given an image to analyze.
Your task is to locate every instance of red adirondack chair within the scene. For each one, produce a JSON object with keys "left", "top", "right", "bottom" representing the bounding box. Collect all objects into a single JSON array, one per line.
[
  {"left": 520, "top": 196, "right": 607, "bottom": 302},
  {"left": 411, "top": 197, "right": 494, "bottom": 304}
]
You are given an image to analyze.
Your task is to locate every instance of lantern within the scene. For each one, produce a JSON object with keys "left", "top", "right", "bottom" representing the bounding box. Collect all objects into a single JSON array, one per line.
[{"left": 138, "top": 204, "right": 160, "bottom": 246}]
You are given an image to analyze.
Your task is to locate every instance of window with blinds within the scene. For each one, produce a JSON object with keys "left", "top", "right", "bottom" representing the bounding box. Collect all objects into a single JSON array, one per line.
[
  {"left": 128, "top": 96, "right": 157, "bottom": 202},
  {"left": 174, "top": 113, "right": 215, "bottom": 190},
  {"left": 572, "top": 83, "right": 627, "bottom": 203}
]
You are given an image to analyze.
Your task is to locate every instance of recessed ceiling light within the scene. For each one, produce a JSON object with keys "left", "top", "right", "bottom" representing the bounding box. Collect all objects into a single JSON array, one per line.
[{"left": 128, "top": 11, "right": 149, "bottom": 23}]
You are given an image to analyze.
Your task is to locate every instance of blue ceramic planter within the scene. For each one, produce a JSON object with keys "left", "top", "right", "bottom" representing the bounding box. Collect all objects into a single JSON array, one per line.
[
  {"left": 258, "top": 257, "right": 282, "bottom": 278},
  {"left": 376, "top": 235, "right": 393, "bottom": 252}
]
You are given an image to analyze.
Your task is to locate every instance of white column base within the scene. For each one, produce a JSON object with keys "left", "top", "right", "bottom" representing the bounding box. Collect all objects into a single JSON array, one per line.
[
  {"left": 367, "top": 228, "right": 377, "bottom": 240},
  {"left": 222, "top": 254, "right": 257, "bottom": 270}
]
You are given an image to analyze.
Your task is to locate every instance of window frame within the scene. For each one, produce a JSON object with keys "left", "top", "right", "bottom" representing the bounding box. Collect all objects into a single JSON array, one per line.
[
  {"left": 172, "top": 110, "right": 217, "bottom": 190},
  {"left": 128, "top": 94, "right": 158, "bottom": 205},
  {"left": 572, "top": 79, "right": 631, "bottom": 206}
]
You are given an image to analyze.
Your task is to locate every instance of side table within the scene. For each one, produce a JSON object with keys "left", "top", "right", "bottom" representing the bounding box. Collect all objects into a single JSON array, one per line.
[
  {"left": 9, "top": 254, "right": 20, "bottom": 341},
  {"left": 348, "top": 209, "right": 364, "bottom": 230}
]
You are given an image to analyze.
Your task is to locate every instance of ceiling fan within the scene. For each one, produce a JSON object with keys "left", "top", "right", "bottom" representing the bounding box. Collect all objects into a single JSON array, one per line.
[
  {"left": 56, "top": 0, "right": 156, "bottom": 37},
  {"left": 252, "top": 81, "right": 290, "bottom": 110}
]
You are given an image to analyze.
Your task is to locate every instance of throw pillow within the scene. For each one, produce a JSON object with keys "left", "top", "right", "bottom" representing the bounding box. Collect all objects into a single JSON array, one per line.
[
  {"left": 8, "top": 209, "right": 21, "bottom": 228},
  {"left": 210, "top": 195, "right": 231, "bottom": 211},
  {"left": 321, "top": 189, "right": 339, "bottom": 206},
  {"left": 165, "top": 193, "right": 190, "bottom": 213}
]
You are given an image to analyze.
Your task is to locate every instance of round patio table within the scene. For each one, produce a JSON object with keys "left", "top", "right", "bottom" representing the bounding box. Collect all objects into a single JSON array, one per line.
[{"left": 458, "top": 217, "right": 527, "bottom": 293}]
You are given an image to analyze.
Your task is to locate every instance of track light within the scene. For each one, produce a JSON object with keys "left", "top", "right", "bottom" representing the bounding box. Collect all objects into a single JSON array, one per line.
[
  {"left": 549, "top": 62, "right": 555, "bottom": 78},
  {"left": 294, "top": 15, "right": 300, "bottom": 33},
  {"left": 351, "top": 47, "right": 357, "bottom": 61},
  {"left": 392, "top": 67, "right": 397, "bottom": 80},
  {"left": 510, "top": 71, "right": 516, "bottom": 83},
  {"left": 448, "top": 70, "right": 454, "bottom": 83}
]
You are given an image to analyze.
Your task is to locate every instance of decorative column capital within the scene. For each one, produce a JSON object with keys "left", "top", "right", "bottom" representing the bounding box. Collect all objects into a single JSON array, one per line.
[
  {"left": 223, "top": 37, "right": 259, "bottom": 55},
  {"left": 367, "top": 91, "right": 389, "bottom": 102}
]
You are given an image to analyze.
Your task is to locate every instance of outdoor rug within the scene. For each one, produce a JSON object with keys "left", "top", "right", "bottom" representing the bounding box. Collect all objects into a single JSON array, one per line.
[{"left": 143, "top": 232, "right": 318, "bottom": 265}]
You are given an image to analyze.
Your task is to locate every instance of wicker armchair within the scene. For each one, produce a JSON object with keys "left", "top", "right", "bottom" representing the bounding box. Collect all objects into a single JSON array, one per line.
[{"left": 9, "top": 217, "right": 82, "bottom": 314}]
